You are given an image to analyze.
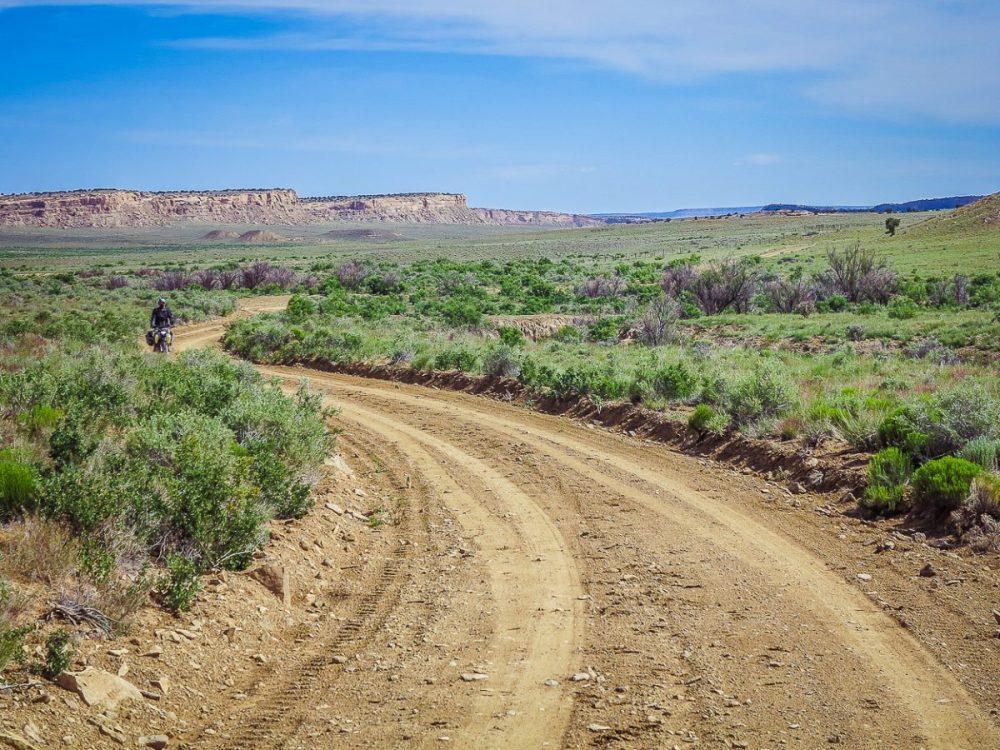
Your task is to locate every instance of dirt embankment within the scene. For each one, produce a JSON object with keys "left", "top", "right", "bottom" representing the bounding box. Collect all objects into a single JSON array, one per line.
[
  {"left": 488, "top": 314, "right": 594, "bottom": 341},
  {"left": 291, "top": 357, "right": 869, "bottom": 494}
]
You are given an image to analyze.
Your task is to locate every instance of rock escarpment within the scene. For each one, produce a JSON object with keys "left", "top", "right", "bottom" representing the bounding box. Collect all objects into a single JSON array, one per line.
[
  {"left": 0, "top": 189, "right": 603, "bottom": 228},
  {"left": 0, "top": 189, "right": 299, "bottom": 228}
]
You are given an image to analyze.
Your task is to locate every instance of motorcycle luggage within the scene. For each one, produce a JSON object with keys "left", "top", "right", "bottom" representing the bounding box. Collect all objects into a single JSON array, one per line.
[{"left": 145, "top": 329, "right": 155, "bottom": 346}]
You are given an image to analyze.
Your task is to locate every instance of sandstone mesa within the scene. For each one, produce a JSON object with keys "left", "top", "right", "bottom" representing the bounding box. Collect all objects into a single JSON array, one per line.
[{"left": 0, "top": 189, "right": 604, "bottom": 228}]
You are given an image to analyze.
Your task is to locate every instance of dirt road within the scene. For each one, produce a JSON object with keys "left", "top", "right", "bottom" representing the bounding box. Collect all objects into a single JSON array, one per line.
[{"left": 168, "top": 303, "right": 1000, "bottom": 749}]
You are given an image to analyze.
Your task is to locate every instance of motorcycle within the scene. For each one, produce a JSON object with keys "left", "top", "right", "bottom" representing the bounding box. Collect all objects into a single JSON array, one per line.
[{"left": 146, "top": 327, "right": 173, "bottom": 353}]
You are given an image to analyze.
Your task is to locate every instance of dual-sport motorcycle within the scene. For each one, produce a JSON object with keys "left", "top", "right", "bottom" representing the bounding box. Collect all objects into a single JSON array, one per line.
[{"left": 145, "top": 327, "right": 173, "bottom": 353}]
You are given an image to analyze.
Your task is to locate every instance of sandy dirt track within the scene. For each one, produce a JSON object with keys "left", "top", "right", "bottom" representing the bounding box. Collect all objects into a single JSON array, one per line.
[{"left": 165, "top": 302, "right": 1000, "bottom": 749}]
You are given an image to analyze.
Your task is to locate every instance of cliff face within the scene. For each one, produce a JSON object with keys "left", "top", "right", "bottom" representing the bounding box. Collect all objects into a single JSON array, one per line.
[
  {"left": 0, "top": 189, "right": 300, "bottom": 228},
  {"left": 0, "top": 189, "right": 603, "bottom": 228}
]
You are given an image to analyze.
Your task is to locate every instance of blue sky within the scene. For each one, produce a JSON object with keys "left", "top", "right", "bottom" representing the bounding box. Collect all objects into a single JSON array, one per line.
[{"left": 0, "top": 1, "right": 997, "bottom": 213}]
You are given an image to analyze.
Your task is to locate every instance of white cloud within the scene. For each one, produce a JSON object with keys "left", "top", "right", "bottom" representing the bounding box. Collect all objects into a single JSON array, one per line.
[
  {"left": 735, "top": 153, "right": 783, "bottom": 166},
  {"left": 5, "top": 1, "right": 1000, "bottom": 122}
]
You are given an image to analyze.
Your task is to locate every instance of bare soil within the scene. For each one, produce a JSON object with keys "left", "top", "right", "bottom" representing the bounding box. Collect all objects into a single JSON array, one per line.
[{"left": 3, "top": 299, "right": 999, "bottom": 750}]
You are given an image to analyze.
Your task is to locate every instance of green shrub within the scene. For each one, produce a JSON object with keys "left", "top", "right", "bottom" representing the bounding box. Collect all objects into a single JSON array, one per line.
[
  {"left": 867, "top": 446, "right": 912, "bottom": 488},
  {"left": 0, "top": 456, "right": 39, "bottom": 518},
  {"left": 725, "top": 362, "right": 798, "bottom": 428},
  {"left": 861, "top": 484, "right": 907, "bottom": 515},
  {"left": 879, "top": 387, "right": 1000, "bottom": 460},
  {"left": 817, "top": 294, "right": 848, "bottom": 313},
  {"left": 285, "top": 294, "right": 316, "bottom": 323},
  {"left": 433, "top": 347, "right": 479, "bottom": 372},
  {"left": 587, "top": 317, "right": 620, "bottom": 342},
  {"left": 911, "top": 457, "right": 983, "bottom": 514},
  {"left": 0, "top": 622, "right": 30, "bottom": 675},
  {"left": 158, "top": 554, "right": 201, "bottom": 613},
  {"left": 550, "top": 325, "right": 582, "bottom": 343},
  {"left": 652, "top": 362, "right": 699, "bottom": 401},
  {"left": 861, "top": 447, "right": 912, "bottom": 514},
  {"left": 483, "top": 345, "right": 522, "bottom": 378},
  {"left": 124, "top": 412, "right": 270, "bottom": 568},
  {"left": 38, "top": 629, "right": 73, "bottom": 679},
  {"left": 958, "top": 437, "right": 1000, "bottom": 471},
  {"left": 688, "top": 404, "right": 727, "bottom": 434},
  {"left": 439, "top": 297, "right": 483, "bottom": 326},
  {"left": 549, "top": 364, "right": 630, "bottom": 401},
  {"left": 877, "top": 407, "right": 929, "bottom": 458},
  {"left": 221, "top": 384, "right": 327, "bottom": 519},
  {"left": 931, "top": 386, "right": 1000, "bottom": 454},
  {"left": 887, "top": 296, "right": 919, "bottom": 319},
  {"left": 44, "top": 451, "right": 154, "bottom": 535},
  {"left": 497, "top": 326, "right": 526, "bottom": 347}
]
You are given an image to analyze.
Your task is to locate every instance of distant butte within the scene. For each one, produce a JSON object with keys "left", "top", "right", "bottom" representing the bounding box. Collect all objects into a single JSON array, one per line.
[{"left": 0, "top": 189, "right": 604, "bottom": 229}]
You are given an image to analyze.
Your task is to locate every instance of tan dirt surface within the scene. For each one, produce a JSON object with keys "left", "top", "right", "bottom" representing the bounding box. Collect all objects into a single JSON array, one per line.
[{"left": 5, "top": 299, "right": 999, "bottom": 750}]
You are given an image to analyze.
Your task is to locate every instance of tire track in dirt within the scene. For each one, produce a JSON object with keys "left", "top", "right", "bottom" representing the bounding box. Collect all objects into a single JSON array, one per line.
[
  {"left": 173, "top": 302, "right": 583, "bottom": 748},
  {"left": 165, "top": 295, "right": 289, "bottom": 353},
  {"left": 264, "top": 367, "right": 1000, "bottom": 750},
  {"left": 183, "top": 428, "right": 426, "bottom": 750},
  {"left": 305, "top": 387, "right": 584, "bottom": 749}
]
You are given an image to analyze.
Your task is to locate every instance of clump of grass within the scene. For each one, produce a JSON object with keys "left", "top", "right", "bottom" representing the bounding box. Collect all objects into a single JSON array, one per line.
[
  {"left": 0, "top": 516, "right": 79, "bottom": 586},
  {"left": 17, "top": 404, "right": 63, "bottom": 436},
  {"left": 952, "top": 474, "right": 1000, "bottom": 553},
  {"left": 911, "top": 457, "right": 983, "bottom": 515},
  {"left": 860, "top": 447, "right": 912, "bottom": 515},
  {"left": 688, "top": 404, "right": 727, "bottom": 434},
  {"left": 0, "top": 452, "right": 39, "bottom": 518},
  {"left": 958, "top": 437, "right": 1000, "bottom": 471}
]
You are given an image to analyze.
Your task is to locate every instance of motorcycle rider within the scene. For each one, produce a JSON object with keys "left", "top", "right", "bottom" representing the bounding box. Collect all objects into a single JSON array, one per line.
[
  {"left": 151, "top": 297, "right": 175, "bottom": 329},
  {"left": 150, "top": 297, "right": 176, "bottom": 350}
]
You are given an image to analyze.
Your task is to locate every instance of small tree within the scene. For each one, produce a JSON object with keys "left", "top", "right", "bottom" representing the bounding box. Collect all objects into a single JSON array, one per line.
[
  {"left": 814, "top": 244, "right": 898, "bottom": 303},
  {"left": 885, "top": 217, "right": 901, "bottom": 236},
  {"left": 688, "top": 258, "right": 760, "bottom": 315},
  {"left": 635, "top": 296, "right": 680, "bottom": 346}
]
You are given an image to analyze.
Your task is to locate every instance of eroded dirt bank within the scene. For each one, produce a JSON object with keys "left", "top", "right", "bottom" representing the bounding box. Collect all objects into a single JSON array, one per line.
[{"left": 295, "top": 357, "right": 869, "bottom": 493}]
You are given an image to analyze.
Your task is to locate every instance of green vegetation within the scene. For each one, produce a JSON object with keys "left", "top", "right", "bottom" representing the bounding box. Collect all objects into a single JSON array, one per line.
[
  {"left": 861, "top": 448, "right": 912, "bottom": 515},
  {"left": 0, "top": 261, "right": 330, "bottom": 634},
  {"left": 158, "top": 554, "right": 202, "bottom": 613},
  {"left": 37, "top": 628, "right": 73, "bottom": 679},
  {"left": 2, "top": 349, "right": 327, "bottom": 575},
  {"left": 0, "top": 199, "right": 996, "bottom": 634},
  {"left": 0, "top": 579, "right": 30, "bottom": 677},
  {"left": 215, "top": 231, "right": 997, "bottom": 531},
  {"left": 911, "top": 457, "right": 983, "bottom": 515}
]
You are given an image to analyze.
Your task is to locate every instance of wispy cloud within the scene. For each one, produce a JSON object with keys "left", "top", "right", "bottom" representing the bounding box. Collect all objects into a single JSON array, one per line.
[
  {"left": 4, "top": 1, "right": 1000, "bottom": 122},
  {"left": 483, "top": 163, "right": 596, "bottom": 181},
  {"left": 122, "top": 127, "right": 488, "bottom": 159},
  {"left": 735, "top": 153, "right": 783, "bottom": 167}
]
